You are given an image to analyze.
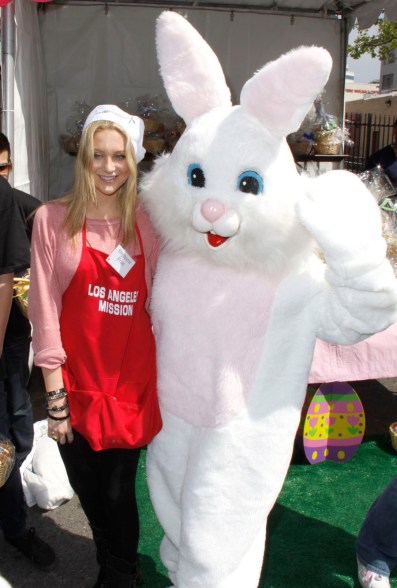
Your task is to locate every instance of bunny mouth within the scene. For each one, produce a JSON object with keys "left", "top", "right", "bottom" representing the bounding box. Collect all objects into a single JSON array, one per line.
[{"left": 207, "top": 231, "right": 229, "bottom": 248}]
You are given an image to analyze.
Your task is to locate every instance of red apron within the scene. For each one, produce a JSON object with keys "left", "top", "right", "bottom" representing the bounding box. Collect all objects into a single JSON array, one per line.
[{"left": 59, "top": 222, "right": 162, "bottom": 451}]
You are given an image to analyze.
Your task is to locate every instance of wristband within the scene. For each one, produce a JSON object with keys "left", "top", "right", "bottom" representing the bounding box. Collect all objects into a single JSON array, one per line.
[
  {"left": 47, "top": 412, "right": 70, "bottom": 422},
  {"left": 46, "top": 388, "right": 67, "bottom": 401},
  {"left": 45, "top": 401, "right": 69, "bottom": 413}
]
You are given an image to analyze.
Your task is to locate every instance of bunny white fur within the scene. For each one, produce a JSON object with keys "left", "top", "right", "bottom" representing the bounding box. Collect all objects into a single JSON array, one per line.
[{"left": 141, "top": 11, "right": 397, "bottom": 587}]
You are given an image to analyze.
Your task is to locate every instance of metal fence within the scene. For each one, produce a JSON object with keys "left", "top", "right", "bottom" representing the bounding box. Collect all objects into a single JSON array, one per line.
[{"left": 344, "top": 112, "right": 396, "bottom": 174}]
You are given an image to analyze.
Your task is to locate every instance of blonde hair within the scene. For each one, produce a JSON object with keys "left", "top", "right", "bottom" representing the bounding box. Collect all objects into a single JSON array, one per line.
[{"left": 60, "top": 120, "right": 137, "bottom": 246}]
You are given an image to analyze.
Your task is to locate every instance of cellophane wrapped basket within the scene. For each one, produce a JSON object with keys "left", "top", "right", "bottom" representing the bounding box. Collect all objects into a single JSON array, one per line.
[
  {"left": 13, "top": 270, "right": 30, "bottom": 319},
  {"left": 314, "top": 129, "right": 341, "bottom": 155},
  {"left": 0, "top": 435, "right": 15, "bottom": 488},
  {"left": 287, "top": 93, "right": 351, "bottom": 160},
  {"left": 358, "top": 166, "right": 397, "bottom": 274},
  {"left": 389, "top": 423, "right": 397, "bottom": 451}
]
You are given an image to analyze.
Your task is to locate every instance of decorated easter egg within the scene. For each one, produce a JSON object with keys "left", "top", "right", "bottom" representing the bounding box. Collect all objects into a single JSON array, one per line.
[{"left": 302, "top": 382, "right": 365, "bottom": 464}]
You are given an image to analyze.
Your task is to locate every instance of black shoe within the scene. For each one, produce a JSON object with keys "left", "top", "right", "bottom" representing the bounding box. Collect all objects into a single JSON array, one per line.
[
  {"left": 92, "top": 565, "right": 106, "bottom": 588},
  {"left": 5, "top": 526, "right": 56, "bottom": 571},
  {"left": 104, "top": 554, "right": 144, "bottom": 587},
  {"left": 133, "top": 569, "right": 144, "bottom": 587}
]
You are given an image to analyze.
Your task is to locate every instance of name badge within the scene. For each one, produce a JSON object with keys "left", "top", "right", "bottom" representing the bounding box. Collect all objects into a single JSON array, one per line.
[{"left": 106, "top": 244, "right": 135, "bottom": 278}]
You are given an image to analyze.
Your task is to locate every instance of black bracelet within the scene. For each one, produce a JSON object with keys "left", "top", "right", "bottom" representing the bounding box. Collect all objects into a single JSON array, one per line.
[
  {"left": 45, "top": 401, "right": 69, "bottom": 412},
  {"left": 47, "top": 412, "right": 70, "bottom": 421}
]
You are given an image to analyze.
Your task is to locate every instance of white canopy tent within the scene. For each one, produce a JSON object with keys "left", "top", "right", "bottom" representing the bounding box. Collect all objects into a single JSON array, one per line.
[{"left": 2, "top": 0, "right": 397, "bottom": 200}]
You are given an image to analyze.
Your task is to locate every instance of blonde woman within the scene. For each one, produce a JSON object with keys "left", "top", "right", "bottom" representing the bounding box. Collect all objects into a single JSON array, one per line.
[{"left": 29, "top": 105, "right": 162, "bottom": 588}]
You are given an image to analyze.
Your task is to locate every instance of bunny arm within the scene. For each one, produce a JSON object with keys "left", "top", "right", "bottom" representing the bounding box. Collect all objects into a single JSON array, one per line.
[{"left": 297, "top": 170, "right": 397, "bottom": 344}]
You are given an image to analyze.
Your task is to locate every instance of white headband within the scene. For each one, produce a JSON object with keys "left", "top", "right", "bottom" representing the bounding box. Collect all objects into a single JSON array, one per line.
[{"left": 83, "top": 104, "right": 146, "bottom": 163}]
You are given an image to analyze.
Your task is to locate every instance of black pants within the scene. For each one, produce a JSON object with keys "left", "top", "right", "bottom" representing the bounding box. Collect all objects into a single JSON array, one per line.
[
  {"left": 2, "top": 335, "right": 33, "bottom": 464},
  {"left": 0, "top": 352, "right": 29, "bottom": 538},
  {"left": 59, "top": 429, "right": 141, "bottom": 564},
  {"left": 0, "top": 460, "right": 26, "bottom": 538}
]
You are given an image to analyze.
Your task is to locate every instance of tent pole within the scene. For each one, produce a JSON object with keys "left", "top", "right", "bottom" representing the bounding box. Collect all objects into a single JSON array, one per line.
[{"left": 1, "top": 1, "right": 15, "bottom": 175}]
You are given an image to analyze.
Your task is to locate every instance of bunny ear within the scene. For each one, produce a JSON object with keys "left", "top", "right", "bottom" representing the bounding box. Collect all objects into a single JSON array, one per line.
[
  {"left": 155, "top": 11, "right": 232, "bottom": 124},
  {"left": 240, "top": 46, "right": 332, "bottom": 139}
]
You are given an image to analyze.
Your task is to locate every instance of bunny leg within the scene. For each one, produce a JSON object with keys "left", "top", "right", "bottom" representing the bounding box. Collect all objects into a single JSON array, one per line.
[{"left": 147, "top": 411, "right": 191, "bottom": 581}]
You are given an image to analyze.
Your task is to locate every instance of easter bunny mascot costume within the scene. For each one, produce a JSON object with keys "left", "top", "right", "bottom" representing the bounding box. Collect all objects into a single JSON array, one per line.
[{"left": 141, "top": 11, "right": 397, "bottom": 588}]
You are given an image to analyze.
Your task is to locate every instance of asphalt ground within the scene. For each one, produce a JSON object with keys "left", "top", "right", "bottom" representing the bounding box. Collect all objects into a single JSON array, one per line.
[
  {"left": 1, "top": 367, "right": 397, "bottom": 587},
  {"left": 0, "top": 367, "right": 98, "bottom": 588}
]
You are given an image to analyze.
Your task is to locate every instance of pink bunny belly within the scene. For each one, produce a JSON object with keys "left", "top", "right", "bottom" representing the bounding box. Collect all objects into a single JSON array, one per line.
[{"left": 151, "top": 254, "right": 278, "bottom": 427}]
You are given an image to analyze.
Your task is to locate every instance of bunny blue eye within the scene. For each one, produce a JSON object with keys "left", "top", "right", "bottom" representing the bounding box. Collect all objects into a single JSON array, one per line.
[
  {"left": 237, "top": 171, "right": 264, "bottom": 195},
  {"left": 188, "top": 164, "right": 205, "bottom": 188}
]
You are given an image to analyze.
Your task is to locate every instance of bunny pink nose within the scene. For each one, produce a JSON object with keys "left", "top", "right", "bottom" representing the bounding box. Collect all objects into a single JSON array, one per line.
[{"left": 201, "top": 199, "right": 225, "bottom": 222}]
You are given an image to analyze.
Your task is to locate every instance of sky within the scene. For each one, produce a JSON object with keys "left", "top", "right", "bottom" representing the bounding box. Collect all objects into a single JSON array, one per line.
[{"left": 346, "top": 25, "right": 381, "bottom": 83}]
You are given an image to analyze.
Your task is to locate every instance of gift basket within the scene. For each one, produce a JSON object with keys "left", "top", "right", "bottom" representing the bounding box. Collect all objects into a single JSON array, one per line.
[
  {"left": 358, "top": 165, "right": 397, "bottom": 273},
  {"left": 312, "top": 95, "right": 348, "bottom": 155},
  {"left": 13, "top": 270, "right": 30, "bottom": 319},
  {"left": 0, "top": 434, "right": 15, "bottom": 488},
  {"left": 287, "top": 111, "right": 315, "bottom": 156},
  {"left": 131, "top": 94, "right": 185, "bottom": 155},
  {"left": 389, "top": 422, "right": 397, "bottom": 451},
  {"left": 314, "top": 128, "right": 340, "bottom": 155},
  {"left": 287, "top": 94, "right": 350, "bottom": 158}
]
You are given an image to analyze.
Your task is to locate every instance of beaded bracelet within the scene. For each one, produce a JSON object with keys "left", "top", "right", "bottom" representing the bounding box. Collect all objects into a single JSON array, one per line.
[
  {"left": 45, "top": 401, "right": 69, "bottom": 413},
  {"left": 47, "top": 412, "right": 70, "bottom": 421}
]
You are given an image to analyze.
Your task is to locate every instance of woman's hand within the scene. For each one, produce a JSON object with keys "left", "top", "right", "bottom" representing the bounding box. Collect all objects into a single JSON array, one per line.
[
  {"left": 42, "top": 367, "right": 74, "bottom": 444},
  {"left": 48, "top": 396, "right": 73, "bottom": 445}
]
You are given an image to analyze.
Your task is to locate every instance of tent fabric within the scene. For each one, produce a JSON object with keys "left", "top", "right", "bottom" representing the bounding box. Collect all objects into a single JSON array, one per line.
[
  {"left": 352, "top": 0, "right": 397, "bottom": 29},
  {"left": 38, "top": 4, "right": 344, "bottom": 199},
  {"left": 13, "top": 1, "right": 49, "bottom": 199},
  {"left": 50, "top": 0, "right": 393, "bottom": 29},
  {"left": 11, "top": 0, "right": 394, "bottom": 200}
]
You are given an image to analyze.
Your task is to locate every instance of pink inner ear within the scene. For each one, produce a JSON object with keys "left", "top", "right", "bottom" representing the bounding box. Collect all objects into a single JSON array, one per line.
[
  {"left": 240, "top": 46, "right": 332, "bottom": 139},
  {"left": 156, "top": 11, "right": 232, "bottom": 124}
]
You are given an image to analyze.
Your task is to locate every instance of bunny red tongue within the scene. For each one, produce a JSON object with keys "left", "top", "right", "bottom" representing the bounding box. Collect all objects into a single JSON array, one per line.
[{"left": 207, "top": 232, "right": 228, "bottom": 247}]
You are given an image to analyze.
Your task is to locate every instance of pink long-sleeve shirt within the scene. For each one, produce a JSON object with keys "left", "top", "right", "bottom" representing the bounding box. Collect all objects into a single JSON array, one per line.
[{"left": 29, "top": 200, "right": 159, "bottom": 370}]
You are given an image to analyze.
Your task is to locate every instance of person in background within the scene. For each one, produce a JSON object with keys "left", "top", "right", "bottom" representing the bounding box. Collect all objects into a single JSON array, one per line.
[
  {"left": 0, "top": 132, "right": 40, "bottom": 465},
  {"left": 0, "top": 132, "right": 12, "bottom": 180},
  {"left": 0, "top": 174, "right": 55, "bottom": 571},
  {"left": 356, "top": 476, "right": 397, "bottom": 588},
  {"left": 29, "top": 105, "right": 162, "bottom": 588},
  {"left": 365, "top": 119, "right": 397, "bottom": 189}
]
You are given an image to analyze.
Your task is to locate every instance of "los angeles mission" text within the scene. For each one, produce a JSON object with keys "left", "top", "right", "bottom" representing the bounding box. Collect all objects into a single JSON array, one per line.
[{"left": 88, "top": 284, "right": 138, "bottom": 316}]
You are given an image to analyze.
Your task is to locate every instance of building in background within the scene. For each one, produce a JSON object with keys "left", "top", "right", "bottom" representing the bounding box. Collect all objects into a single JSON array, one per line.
[
  {"left": 345, "top": 65, "right": 380, "bottom": 102},
  {"left": 380, "top": 48, "right": 397, "bottom": 93},
  {"left": 345, "top": 81, "right": 380, "bottom": 101}
]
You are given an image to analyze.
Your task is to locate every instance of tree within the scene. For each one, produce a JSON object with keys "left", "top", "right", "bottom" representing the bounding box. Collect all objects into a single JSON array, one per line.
[{"left": 348, "top": 18, "right": 397, "bottom": 62}]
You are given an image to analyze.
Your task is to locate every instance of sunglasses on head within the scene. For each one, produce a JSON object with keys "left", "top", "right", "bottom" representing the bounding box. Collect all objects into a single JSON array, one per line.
[{"left": 0, "top": 162, "right": 12, "bottom": 171}]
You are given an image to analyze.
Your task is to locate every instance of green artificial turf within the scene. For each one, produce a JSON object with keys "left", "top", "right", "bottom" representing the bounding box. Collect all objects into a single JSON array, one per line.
[{"left": 136, "top": 435, "right": 397, "bottom": 587}]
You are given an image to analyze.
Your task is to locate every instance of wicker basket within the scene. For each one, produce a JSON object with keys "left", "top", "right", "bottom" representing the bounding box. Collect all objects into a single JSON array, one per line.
[
  {"left": 144, "top": 138, "right": 166, "bottom": 154},
  {"left": 62, "top": 135, "right": 79, "bottom": 155},
  {"left": 316, "top": 142, "right": 341, "bottom": 155},
  {"left": 0, "top": 439, "right": 15, "bottom": 488},
  {"left": 314, "top": 129, "right": 340, "bottom": 155},
  {"left": 289, "top": 141, "right": 313, "bottom": 157},
  {"left": 389, "top": 422, "right": 397, "bottom": 451},
  {"left": 143, "top": 118, "right": 162, "bottom": 133},
  {"left": 13, "top": 270, "right": 30, "bottom": 319}
]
